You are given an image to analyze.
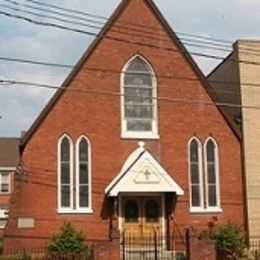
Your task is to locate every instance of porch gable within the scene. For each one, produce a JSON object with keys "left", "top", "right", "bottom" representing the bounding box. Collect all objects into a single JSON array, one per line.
[{"left": 105, "top": 142, "right": 184, "bottom": 197}]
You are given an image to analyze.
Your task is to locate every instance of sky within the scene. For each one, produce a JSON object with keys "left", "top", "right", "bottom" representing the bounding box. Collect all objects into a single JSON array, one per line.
[{"left": 0, "top": 0, "right": 260, "bottom": 137}]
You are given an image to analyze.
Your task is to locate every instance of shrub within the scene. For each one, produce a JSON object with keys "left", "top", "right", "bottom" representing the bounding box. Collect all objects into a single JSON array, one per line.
[
  {"left": 200, "top": 223, "right": 245, "bottom": 259},
  {"left": 47, "top": 222, "right": 88, "bottom": 254}
]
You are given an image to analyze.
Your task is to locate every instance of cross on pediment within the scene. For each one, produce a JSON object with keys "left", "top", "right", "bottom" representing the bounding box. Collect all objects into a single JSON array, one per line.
[{"left": 144, "top": 169, "right": 151, "bottom": 180}]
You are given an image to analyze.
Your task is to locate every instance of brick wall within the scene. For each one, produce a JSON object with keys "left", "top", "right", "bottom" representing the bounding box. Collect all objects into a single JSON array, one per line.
[
  {"left": 186, "top": 228, "right": 216, "bottom": 260},
  {"left": 4, "top": 0, "right": 245, "bottom": 249}
]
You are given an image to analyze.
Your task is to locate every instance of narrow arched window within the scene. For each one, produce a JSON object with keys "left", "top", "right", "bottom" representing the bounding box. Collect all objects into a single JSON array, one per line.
[
  {"left": 122, "top": 56, "right": 158, "bottom": 139},
  {"left": 189, "top": 138, "right": 203, "bottom": 209},
  {"left": 76, "top": 136, "right": 91, "bottom": 211},
  {"left": 58, "top": 135, "right": 73, "bottom": 210},
  {"left": 205, "top": 138, "right": 220, "bottom": 208}
]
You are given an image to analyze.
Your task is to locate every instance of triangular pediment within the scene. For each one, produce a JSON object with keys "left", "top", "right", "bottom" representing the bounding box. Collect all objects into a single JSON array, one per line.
[{"left": 105, "top": 143, "right": 184, "bottom": 196}]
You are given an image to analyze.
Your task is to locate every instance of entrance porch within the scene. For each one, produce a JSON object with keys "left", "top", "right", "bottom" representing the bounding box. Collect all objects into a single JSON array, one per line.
[{"left": 105, "top": 143, "right": 185, "bottom": 259}]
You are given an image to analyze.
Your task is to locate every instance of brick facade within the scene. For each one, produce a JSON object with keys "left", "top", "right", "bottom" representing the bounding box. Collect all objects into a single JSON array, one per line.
[{"left": 4, "top": 0, "right": 245, "bottom": 253}]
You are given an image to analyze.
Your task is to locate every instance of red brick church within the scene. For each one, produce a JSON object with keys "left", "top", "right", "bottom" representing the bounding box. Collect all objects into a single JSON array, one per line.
[{"left": 4, "top": 0, "right": 245, "bottom": 257}]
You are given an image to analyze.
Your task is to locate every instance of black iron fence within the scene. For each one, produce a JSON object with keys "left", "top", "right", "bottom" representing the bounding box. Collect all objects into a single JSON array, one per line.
[{"left": 121, "top": 232, "right": 186, "bottom": 260}]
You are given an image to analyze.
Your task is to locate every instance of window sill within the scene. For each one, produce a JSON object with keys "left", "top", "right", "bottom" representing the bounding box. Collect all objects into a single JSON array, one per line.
[
  {"left": 0, "top": 192, "right": 11, "bottom": 196},
  {"left": 190, "top": 208, "right": 223, "bottom": 214},
  {"left": 121, "top": 132, "right": 160, "bottom": 140},
  {"left": 57, "top": 209, "right": 93, "bottom": 214}
]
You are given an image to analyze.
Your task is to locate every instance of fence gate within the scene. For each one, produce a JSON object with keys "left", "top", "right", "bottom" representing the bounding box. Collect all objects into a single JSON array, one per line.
[{"left": 121, "top": 232, "right": 186, "bottom": 260}]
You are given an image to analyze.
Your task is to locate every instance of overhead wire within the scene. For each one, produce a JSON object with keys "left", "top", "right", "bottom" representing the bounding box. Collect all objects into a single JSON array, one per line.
[
  {"left": 1, "top": 1, "right": 260, "bottom": 110},
  {"left": 0, "top": 0, "right": 235, "bottom": 54},
  {"left": 2, "top": 5, "right": 260, "bottom": 64},
  {"left": 0, "top": 10, "right": 248, "bottom": 64},
  {"left": 0, "top": 79, "right": 258, "bottom": 110},
  {"left": 22, "top": 0, "right": 233, "bottom": 44},
  {"left": 6, "top": 0, "right": 260, "bottom": 55},
  {"left": 1, "top": 56, "right": 260, "bottom": 91}
]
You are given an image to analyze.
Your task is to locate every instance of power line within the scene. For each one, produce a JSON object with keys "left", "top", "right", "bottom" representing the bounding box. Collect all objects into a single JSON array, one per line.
[
  {"left": 3, "top": 0, "right": 260, "bottom": 56},
  {"left": 17, "top": 0, "right": 260, "bottom": 56},
  {"left": 0, "top": 0, "right": 234, "bottom": 53},
  {"left": 22, "top": 0, "right": 233, "bottom": 45},
  {"left": 2, "top": 8, "right": 260, "bottom": 66},
  {"left": 0, "top": 10, "right": 246, "bottom": 64},
  {"left": 1, "top": 56, "right": 260, "bottom": 90},
  {"left": 0, "top": 78, "right": 258, "bottom": 110}
]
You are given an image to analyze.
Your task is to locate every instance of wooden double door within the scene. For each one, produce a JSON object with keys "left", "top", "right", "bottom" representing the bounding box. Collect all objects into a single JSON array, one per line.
[{"left": 122, "top": 196, "right": 163, "bottom": 237}]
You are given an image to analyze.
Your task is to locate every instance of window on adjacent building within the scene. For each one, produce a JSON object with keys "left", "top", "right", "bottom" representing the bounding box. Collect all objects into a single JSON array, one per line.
[
  {"left": 188, "top": 137, "right": 221, "bottom": 213},
  {"left": 0, "top": 208, "right": 8, "bottom": 229},
  {"left": 0, "top": 173, "right": 10, "bottom": 193},
  {"left": 121, "top": 55, "right": 158, "bottom": 139},
  {"left": 58, "top": 135, "right": 92, "bottom": 214}
]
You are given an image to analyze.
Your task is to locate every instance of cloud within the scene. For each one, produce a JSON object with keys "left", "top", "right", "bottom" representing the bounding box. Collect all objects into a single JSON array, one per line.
[{"left": 0, "top": 0, "right": 260, "bottom": 136}]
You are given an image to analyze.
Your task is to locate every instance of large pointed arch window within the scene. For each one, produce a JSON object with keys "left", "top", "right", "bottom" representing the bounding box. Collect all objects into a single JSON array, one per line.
[{"left": 121, "top": 56, "right": 158, "bottom": 139}]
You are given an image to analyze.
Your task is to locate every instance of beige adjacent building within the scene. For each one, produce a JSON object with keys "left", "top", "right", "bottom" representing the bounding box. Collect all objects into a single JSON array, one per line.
[{"left": 208, "top": 40, "right": 260, "bottom": 242}]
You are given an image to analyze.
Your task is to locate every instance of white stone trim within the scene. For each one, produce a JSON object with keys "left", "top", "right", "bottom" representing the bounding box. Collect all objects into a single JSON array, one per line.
[
  {"left": 106, "top": 145, "right": 184, "bottom": 196},
  {"left": 105, "top": 145, "right": 145, "bottom": 194},
  {"left": 0, "top": 167, "right": 16, "bottom": 171},
  {"left": 189, "top": 208, "right": 223, "bottom": 214},
  {"left": 75, "top": 135, "right": 92, "bottom": 213},
  {"left": 120, "top": 54, "right": 159, "bottom": 139}
]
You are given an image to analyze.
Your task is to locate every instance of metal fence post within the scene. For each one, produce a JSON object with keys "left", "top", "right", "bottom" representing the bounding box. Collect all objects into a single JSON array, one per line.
[
  {"left": 154, "top": 231, "right": 158, "bottom": 260},
  {"left": 122, "top": 232, "right": 125, "bottom": 260}
]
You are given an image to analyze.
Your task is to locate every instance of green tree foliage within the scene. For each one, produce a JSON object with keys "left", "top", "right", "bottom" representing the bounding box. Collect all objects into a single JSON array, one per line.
[
  {"left": 200, "top": 223, "right": 245, "bottom": 259},
  {"left": 47, "top": 222, "right": 87, "bottom": 253}
]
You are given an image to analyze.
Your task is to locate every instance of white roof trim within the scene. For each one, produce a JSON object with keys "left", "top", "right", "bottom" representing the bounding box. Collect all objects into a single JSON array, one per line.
[
  {"left": 105, "top": 143, "right": 184, "bottom": 197},
  {"left": 0, "top": 167, "right": 16, "bottom": 171}
]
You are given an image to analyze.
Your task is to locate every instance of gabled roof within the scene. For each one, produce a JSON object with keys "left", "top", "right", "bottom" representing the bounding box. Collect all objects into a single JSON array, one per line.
[
  {"left": 21, "top": 0, "right": 241, "bottom": 147},
  {"left": 0, "top": 138, "right": 20, "bottom": 168},
  {"left": 105, "top": 142, "right": 184, "bottom": 197}
]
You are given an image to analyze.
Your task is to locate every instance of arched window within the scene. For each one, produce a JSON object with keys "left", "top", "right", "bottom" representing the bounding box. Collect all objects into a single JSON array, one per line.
[
  {"left": 188, "top": 136, "right": 221, "bottom": 213},
  {"left": 58, "top": 135, "right": 73, "bottom": 210},
  {"left": 205, "top": 138, "right": 220, "bottom": 208},
  {"left": 121, "top": 55, "right": 158, "bottom": 139},
  {"left": 145, "top": 199, "right": 159, "bottom": 223},
  {"left": 124, "top": 200, "right": 139, "bottom": 223},
  {"left": 58, "top": 135, "right": 92, "bottom": 214},
  {"left": 189, "top": 138, "right": 203, "bottom": 209},
  {"left": 76, "top": 136, "right": 91, "bottom": 211}
]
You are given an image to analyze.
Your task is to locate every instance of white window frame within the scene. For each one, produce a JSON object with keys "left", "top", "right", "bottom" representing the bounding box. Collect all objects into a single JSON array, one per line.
[
  {"left": 188, "top": 137, "right": 222, "bottom": 214},
  {"left": 0, "top": 208, "right": 8, "bottom": 229},
  {"left": 120, "top": 55, "right": 159, "bottom": 139},
  {"left": 204, "top": 137, "right": 221, "bottom": 212},
  {"left": 188, "top": 137, "right": 204, "bottom": 212},
  {"left": 75, "top": 136, "right": 93, "bottom": 213},
  {"left": 0, "top": 172, "right": 11, "bottom": 194},
  {"left": 57, "top": 134, "right": 74, "bottom": 213}
]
